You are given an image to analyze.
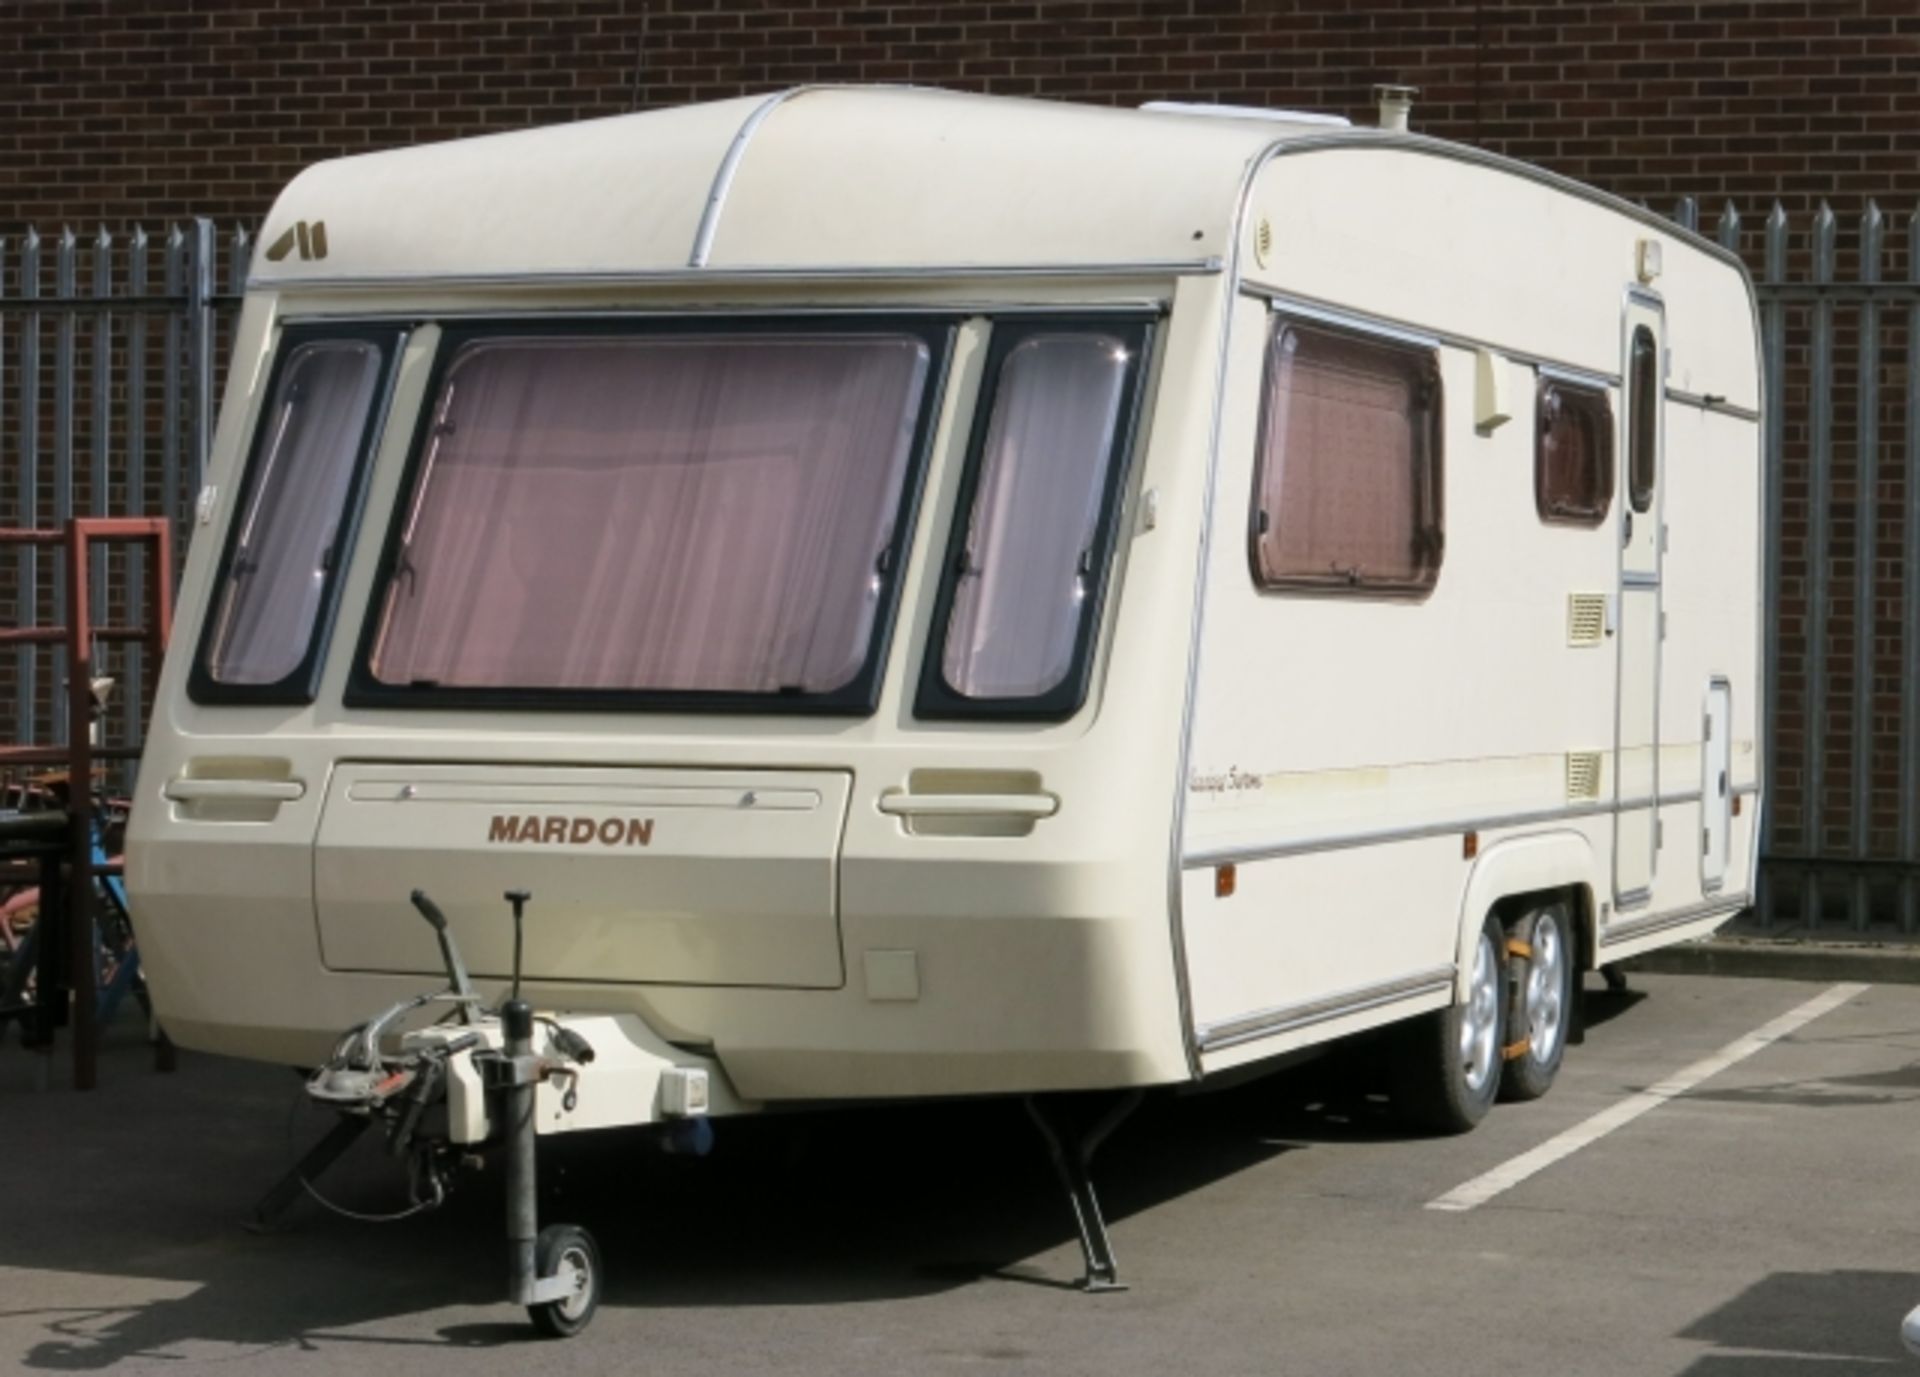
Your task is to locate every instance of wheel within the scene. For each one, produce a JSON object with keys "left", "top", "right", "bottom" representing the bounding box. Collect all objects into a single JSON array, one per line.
[
  {"left": 1500, "top": 901, "right": 1575, "bottom": 1102},
  {"left": 1392, "top": 914, "right": 1505, "bottom": 1134},
  {"left": 528, "top": 1223, "right": 601, "bottom": 1338}
]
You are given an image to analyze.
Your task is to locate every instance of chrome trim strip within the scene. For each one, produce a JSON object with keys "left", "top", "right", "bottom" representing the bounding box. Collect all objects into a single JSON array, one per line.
[
  {"left": 248, "top": 260, "right": 1225, "bottom": 293},
  {"left": 1622, "top": 569, "right": 1661, "bottom": 589},
  {"left": 1264, "top": 296, "right": 1443, "bottom": 352},
  {"left": 1183, "top": 787, "right": 1710, "bottom": 869},
  {"left": 689, "top": 88, "right": 812, "bottom": 268},
  {"left": 1537, "top": 361, "right": 1621, "bottom": 392},
  {"left": 1601, "top": 894, "right": 1750, "bottom": 947},
  {"left": 1668, "top": 386, "right": 1760, "bottom": 421},
  {"left": 277, "top": 301, "right": 1173, "bottom": 327},
  {"left": 1197, "top": 966, "right": 1455, "bottom": 1055},
  {"left": 1250, "top": 286, "right": 1620, "bottom": 389}
]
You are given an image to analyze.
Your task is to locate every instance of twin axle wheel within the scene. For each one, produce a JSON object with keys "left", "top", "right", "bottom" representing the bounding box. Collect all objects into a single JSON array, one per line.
[{"left": 1393, "top": 900, "right": 1577, "bottom": 1134}]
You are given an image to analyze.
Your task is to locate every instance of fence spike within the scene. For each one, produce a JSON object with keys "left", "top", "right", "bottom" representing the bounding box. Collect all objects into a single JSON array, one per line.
[
  {"left": 1861, "top": 199, "right": 1884, "bottom": 283},
  {"left": 1717, "top": 200, "right": 1741, "bottom": 253},
  {"left": 1765, "top": 202, "right": 1788, "bottom": 282},
  {"left": 229, "top": 223, "right": 252, "bottom": 295},
  {"left": 1673, "top": 195, "right": 1698, "bottom": 231}
]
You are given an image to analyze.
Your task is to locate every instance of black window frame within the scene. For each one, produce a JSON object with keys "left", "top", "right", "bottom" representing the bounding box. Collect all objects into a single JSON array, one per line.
[
  {"left": 187, "top": 321, "right": 405, "bottom": 706},
  {"left": 1246, "top": 313, "right": 1446, "bottom": 599},
  {"left": 914, "top": 314, "right": 1154, "bottom": 722},
  {"left": 1533, "top": 372, "right": 1616, "bottom": 527},
  {"left": 343, "top": 314, "right": 955, "bottom": 717}
]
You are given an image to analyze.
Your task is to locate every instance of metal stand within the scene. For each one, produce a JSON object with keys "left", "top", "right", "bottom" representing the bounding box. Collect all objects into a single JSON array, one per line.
[
  {"left": 1024, "top": 1089, "right": 1143, "bottom": 1293},
  {"left": 248, "top": 1113, "right": 371, "bottom": 1232}
]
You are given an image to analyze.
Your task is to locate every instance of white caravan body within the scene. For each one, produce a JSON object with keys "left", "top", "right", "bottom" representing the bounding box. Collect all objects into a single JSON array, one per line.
[{"left": 126, "top": 88, "right": 1763, "bottom": 1107}]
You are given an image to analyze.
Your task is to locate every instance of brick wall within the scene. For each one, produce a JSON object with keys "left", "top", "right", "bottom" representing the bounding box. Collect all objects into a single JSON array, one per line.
[
  {"left": 4, "top": 0, "right": 1918, "bottom": 919},
  {"left": 6, "top": 1, "right": 1918, "bottom": 229}
]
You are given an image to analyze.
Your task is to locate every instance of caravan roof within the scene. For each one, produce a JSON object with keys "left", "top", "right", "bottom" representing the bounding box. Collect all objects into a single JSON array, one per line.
[{"left": 251, "top": 88, "right": 1430, "bottom": 288}]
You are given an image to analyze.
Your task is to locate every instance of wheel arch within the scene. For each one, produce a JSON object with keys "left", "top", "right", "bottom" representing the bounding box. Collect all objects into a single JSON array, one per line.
[{"left": 1451, "top": 829, "right": 1599, "bottom": 1002}]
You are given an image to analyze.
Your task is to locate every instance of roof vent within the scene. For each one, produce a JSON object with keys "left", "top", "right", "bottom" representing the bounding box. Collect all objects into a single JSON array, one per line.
[
  {"left": 1142, "top": 101, "right": 1351, "bottom": 128},
  {"left": 1372, "top": 84, "right": 1419, "bottom": 132}
]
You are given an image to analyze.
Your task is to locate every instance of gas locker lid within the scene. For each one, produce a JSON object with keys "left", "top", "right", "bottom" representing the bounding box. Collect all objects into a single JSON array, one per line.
[{"left": 315, "top": 763, "right": 851, "bottom": 988}]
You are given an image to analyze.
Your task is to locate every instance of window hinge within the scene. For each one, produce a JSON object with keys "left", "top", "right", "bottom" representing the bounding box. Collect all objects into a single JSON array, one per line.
[
  {"left": 1657, "top": 819, "right": 1666, "bottom": 850},
  {"left": 1660, "top": 523, "right": 1669, "bottom": 554},
  {"left": 1660, "top": 610, "right": 1668, "bottom": 640},
  {"left": 1702, "top": 827, "right": 1711, "bottom": 857}
]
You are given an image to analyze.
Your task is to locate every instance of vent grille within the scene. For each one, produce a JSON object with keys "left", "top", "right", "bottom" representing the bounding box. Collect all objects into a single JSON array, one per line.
[
  {"left": 1566, "top": 752, "right": 1602, "bottom": 801},
  {"left": 1567, "top": 593, "right": 1607, "bottom": 647}
]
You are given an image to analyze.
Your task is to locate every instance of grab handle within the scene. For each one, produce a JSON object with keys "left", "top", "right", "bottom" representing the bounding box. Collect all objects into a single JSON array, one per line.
[
  {"left": 877, "top": 792, "right": 1059, "bottom": 820},
  {"left": 162, "top": 777, "right": 305, "bottom": 802}
]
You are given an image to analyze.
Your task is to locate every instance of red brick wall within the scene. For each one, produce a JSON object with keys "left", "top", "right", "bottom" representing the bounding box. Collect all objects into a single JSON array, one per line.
[{"left": 5, "top": 1, "right": 1918, "bottom": 229}]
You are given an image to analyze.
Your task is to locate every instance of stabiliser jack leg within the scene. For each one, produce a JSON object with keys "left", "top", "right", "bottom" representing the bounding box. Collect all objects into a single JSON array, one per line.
[
  {"left": 489, "top": 890, "right": 602, "bottom": 1338},
  {"left": 1024, "top": 1089, "right": 1143, "bottom": 1293}
]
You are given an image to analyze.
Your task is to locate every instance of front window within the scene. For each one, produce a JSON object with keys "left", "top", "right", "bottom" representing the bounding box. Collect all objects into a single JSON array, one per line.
[
  {"left": 191, "top": 327, "right": 398, "bottom": 701},
  {"left": 917, "top": 319, "right": 1149, "bottom": 718},
  {"left": 354, "top": 323, "right": 943, "bottom": 711}
]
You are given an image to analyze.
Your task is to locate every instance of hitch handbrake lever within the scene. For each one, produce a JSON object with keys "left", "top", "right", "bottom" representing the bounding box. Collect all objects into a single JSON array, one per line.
[{"left": 411, "top": 889, "right": 479, "bottom": 1025}]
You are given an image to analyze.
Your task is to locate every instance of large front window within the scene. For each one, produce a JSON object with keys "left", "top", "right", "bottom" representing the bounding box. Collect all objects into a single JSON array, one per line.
[{"left": 355, "top": 324, "right": 943, "bottom": 710}]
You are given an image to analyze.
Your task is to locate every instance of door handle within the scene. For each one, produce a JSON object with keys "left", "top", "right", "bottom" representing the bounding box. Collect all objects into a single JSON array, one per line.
[{"left": 162, "top": 777, "right": 305, "bottom": 802}]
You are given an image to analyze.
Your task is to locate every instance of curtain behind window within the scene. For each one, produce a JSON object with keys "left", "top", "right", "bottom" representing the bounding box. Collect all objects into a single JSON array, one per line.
[
  {"left": 369, "top": 334, "right": 930, "bottom": 695},
  {"left": 205, "top": 340, "right": 382, "bottom": 685},
  {"left": 941, "top": 334, "right": 1129, "bottom": 700},
  {"left": 1253, "top": 321, "right": 1441, "bottom": 592}
]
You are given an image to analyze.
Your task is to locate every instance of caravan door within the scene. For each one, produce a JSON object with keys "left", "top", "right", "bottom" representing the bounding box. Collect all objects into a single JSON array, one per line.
[{"left": 1614, "top": 289, "right": 1666, "bottom": 906}]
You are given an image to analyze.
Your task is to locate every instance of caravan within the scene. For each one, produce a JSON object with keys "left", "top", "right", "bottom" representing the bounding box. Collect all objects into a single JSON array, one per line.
[{"left": 125, "top": 85, "right": 1764, "bottom": 1324}]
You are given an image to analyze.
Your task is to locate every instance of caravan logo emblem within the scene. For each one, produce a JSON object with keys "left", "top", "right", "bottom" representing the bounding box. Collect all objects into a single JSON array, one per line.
[
  {"left": 265, "top": 220, "right": 329, "bottom": 262},
  {"left": 487, "top": 815, "right": 655, "bottom": 848}
]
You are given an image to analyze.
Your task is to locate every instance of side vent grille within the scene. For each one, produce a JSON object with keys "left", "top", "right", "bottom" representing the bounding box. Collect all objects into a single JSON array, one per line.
[
  {"left": 1567, "top": 593, "right": 1607, "bottom": 647},
  {"left": 1566, "top": 752, "right": 1602, "bottom": 801}
]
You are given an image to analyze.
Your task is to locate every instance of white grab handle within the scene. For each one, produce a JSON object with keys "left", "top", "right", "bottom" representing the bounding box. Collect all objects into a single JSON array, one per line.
[
  {"left": 877, "top": 792, "right": 1058, "bottom": 819},
  {"left": 163, "top": 777, "right": 305, "bottom": 802}
]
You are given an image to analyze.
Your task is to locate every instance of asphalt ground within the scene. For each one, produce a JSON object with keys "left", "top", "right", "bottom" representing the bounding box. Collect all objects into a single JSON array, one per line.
[{"left": 4, "top": 971, "right": 1919, "bottom": 1376}]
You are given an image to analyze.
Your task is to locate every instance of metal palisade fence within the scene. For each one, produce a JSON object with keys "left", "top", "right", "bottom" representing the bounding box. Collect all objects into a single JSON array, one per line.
[
  {"left": 1681, "top": 194, "right": 1920, "bottom": 938},
  {"left": 0, "top": 202, "right": 1917, "bottom": 936},
  {"left": 0, "top": 221, "right": 247, "bottom": 762}
]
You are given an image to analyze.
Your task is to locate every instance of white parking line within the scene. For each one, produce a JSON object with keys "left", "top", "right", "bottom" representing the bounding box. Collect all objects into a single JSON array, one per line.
[{"left": 1426, "top": 981, "right": 1869, "bottom": 1213}]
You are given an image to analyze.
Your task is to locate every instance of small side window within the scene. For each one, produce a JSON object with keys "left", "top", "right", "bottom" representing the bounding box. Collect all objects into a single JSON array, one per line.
[
  {"left": 916, "top": 318, "right": 1150, "bottom": 719},
  {"left": 191, "top": 327, "right": 399, "bottom": 703},
  {"left": 1250, "top": 316, "right": 1443, "bottom": 594},
  {"left": 1535, "top": 376, "right": 1614, "bottom": 526},
  {"left": 1628, "top": 325, "right": 1658, "bottom": 513}
]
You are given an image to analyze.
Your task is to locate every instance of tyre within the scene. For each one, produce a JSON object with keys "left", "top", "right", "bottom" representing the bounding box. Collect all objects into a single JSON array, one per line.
[
  {"left": 1392, "top": 914, "right": 1505, "bottom": 1134},
  {"left": 528, "top": 1223, "right": 601, "bottom": 1339},
  {"left": 1499, "top": 901, "right": 1575, "bottom": 1102}
]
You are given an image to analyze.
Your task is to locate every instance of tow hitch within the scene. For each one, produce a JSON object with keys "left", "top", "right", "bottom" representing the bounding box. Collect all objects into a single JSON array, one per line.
[{"left": 252, "top": 887, "right": 698, "bottom": 1338}]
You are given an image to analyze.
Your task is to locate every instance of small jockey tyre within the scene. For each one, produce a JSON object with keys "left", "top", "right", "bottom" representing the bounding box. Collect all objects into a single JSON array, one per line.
[
  {"left": 528, "top": 1223, "right": 601, "bottom": 1338},
  {"left": 1500, "top": 901, "right": 1575, "bottom": 1102},
  {"left": 1392, "top": 913, "right": 1505, "bottom": 1135}
]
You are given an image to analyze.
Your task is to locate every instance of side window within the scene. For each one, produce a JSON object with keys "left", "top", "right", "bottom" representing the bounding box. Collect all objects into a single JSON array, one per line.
[
  {"left": 1628, "top": 325, "right": 1658, "bottom": 513},
  {"left": 1250, "top": 316, "right": 1443, "bottom": 594},
  {"left": 1535, "top": 375, "right": 1614, "bottom": 526},
  {"left": 190, "top": 327, "right": 400, "bottom": 702},
  {"left": 916, "top": 318, "right": 1150, "bottom": 719}
]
